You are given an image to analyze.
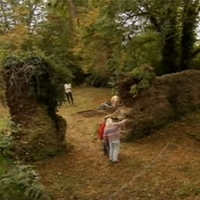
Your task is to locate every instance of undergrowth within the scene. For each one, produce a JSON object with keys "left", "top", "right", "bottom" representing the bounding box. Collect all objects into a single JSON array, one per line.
[
  {"left": 129, "top": 65, "right": 155, "bottom": 97},
  {"left": 0, "top": 119, "right": 50, "bottom": 200}
]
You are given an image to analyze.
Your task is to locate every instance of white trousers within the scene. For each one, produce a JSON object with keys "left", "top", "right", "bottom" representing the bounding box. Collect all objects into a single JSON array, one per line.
[{"left": 109, "top": 140, "right": 120, "bottom": 162}]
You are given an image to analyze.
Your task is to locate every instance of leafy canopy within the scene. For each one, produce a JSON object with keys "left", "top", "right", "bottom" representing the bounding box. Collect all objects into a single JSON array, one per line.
[{"left": 2, "top": 53, "right": 71, "bottom": 113}]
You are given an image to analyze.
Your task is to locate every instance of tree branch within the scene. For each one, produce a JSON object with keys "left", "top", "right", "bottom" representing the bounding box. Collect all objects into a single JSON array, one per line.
[{"left": 192, "top": 48, "right": 200, "bottom": 58}]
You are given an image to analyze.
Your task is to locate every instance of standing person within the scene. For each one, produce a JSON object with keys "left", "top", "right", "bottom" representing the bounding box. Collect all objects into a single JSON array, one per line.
[
  {"left": 104, "top": 117, "right": 127, "bottom": 163},
  {"left": 64, "top": 83, "right": 74, "bottom": 104}
]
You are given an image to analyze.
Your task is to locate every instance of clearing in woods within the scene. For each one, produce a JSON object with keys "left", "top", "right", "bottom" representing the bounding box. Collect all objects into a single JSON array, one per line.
[{"left": 2, "top": 86, "right": 200, "bottom": 200}]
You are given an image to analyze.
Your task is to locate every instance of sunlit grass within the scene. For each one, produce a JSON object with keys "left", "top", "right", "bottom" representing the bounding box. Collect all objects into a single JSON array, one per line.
[
  {"left": 0, "top": 104, "right": 9, "bottom": 129},
  {"left": 59, "top": 86, "right": 111, "bottom": 115},
  {"left": 0, "top": 117, "right": 9, "bottom": 130},
  {"left": 2, "top": 86, "right": 200, "bottom": 199}
]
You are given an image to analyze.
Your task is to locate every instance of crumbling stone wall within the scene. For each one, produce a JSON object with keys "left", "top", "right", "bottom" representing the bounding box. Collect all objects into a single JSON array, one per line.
[
  {"left": 5, "top": 87, "right": 67, "bottom": 161},
  {"left": 118, "top": 70, "right": 200, "bottom": 141}
]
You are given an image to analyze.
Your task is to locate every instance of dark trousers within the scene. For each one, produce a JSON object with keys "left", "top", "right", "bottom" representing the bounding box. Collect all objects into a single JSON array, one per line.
[
  {"left": 103, "top": 142, "right": 109, "bottom": 156},
  {"left": 66, "top": 92, "right": 74, "bottom": 104}
]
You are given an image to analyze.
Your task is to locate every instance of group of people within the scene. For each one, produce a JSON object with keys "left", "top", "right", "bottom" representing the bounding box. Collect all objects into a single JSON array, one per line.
[
  {"left": 98, "top": 115, "right": 128, "bottom": 163},
  {"left": 64, "top": 82, "right": 120, "bottom": 110},
  {"left": 64, "top": 82, "right": 127, "bottom": 163}
]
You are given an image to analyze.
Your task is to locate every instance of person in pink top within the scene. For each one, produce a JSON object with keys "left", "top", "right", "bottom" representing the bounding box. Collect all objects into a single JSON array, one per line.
[{"left": 103, "top": 117, "right": 127, "bottom": 163}]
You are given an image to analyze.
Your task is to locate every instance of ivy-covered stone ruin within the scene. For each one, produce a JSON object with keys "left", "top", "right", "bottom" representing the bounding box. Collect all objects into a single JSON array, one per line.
[{"left": 1, "top": 55, "right": 68, "bottom": 161}]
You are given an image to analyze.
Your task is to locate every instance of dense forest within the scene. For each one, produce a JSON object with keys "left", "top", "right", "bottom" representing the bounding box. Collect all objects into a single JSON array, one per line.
[
  {"left": 0, "top": 0, "right": 200, "bottom": 86},
  {"left": 1, "top": 0, "right": 200, "bottom": 200}
]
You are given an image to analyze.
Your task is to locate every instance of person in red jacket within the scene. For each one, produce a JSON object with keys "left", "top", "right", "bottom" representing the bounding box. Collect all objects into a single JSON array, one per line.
[{"left": 98, "top": 117, "right": 109, "bottom": 156}]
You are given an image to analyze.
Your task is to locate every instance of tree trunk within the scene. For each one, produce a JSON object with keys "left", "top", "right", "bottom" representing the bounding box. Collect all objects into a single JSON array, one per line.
[
  {"left": 148, "top": 0, "right": 181, "bottom": 74},
  {"left": 160, "top": 2, "right": 181, "bottom": 74},
  {"left": 181, "top": 0, "right": 199, "bottom": 70}
]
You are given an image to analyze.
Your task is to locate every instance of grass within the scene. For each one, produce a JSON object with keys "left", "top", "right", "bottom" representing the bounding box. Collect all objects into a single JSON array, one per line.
[
  {"left": 0, "top": 118, "right": 8, "bottom": 130},
  {"left": 0, "top": 107, "right": 9, "bottom": 140},
  {"left": 2, "top": 86, "right": 200, "bottom": 199},
  {"left": 0, "top": 110, "right": 9, "bottom": 130}
]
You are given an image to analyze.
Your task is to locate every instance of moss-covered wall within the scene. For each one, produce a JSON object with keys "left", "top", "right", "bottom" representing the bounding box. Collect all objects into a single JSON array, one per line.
[
  {"left": 118, "top": 70, "right": 200, "bottom": 141},
  {"left": 6, "top": 88, "right": 67, "bottom": 161},
  {"left": 2, "top": 55, "right": 68, "bottom": 162}
]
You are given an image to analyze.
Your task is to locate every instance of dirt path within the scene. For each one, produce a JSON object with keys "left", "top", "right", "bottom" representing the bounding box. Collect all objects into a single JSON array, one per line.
[
  {"left": 36, "top": 107, "right": 147, "bottom": 200},
  {"left": 35, "top": 87, "right": 200, "bottom": 200},
  {"left": 35, "top": 87, "right": 152, "bottom": 200}
]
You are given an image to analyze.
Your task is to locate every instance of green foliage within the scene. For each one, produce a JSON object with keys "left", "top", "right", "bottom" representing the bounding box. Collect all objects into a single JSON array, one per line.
[
  {"left": 0, "top": 0, "right": 199, "bottom": 88},
  {"left": 85, "top": 73, "right": 109, "bottom": 87},
  {"left": 2, "top": 54, "right": 70, "bottom": 116},
  {"left": 191, "top": 55, "right": 200, "bottom": 70},
  {"left": 0, "top": 120, "right": 48, "bottom": 200},
  {"left": 76, "top": 0, "right": 200, "bottom": 82},
  {"left": 0, "top": 132, "right": 14, "bottom": 158},
  {"left": 0, "top": 0, "right": 47, "bottom": 54},
  {"left": 0, "top": 163, "right": 45, "bottom": 200},
  {"left": 0, "top": 119, "right": 20, "bottom": 159},
  {"left": 121, "top": 32, "right": 162, "bottom": 73},
  {"left": 181, "top": 0, "right": 199, "bottom": 70},
  {"left": 0, "top": 0, "right": 80, "bottom": 85},
  {"left": 129, "top": 65, "right": 155, "bottom": 97},
  {"left": 75, "top": 0, "right": 123, "bottom": 85}
]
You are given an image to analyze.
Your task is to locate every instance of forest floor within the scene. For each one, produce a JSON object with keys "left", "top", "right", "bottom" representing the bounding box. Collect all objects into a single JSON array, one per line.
[{"left": 2, "top": 86, "right": 200, "bottom": 200}]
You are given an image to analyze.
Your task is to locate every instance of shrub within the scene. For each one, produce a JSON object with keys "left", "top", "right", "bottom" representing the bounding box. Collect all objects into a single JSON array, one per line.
[
  {"left": 0, "top": 120, "right": 49, "bottom": 200},
  {"left": 129, "top": 65, "right": 155, "bottom": 97}
]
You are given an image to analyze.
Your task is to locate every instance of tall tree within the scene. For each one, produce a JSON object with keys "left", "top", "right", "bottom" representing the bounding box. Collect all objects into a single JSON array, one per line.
[
  {"left": 0, "top": 1, "right": 78, "bottom": 161},
  {"left": 0, "top": 0, "right": 46, "bottom": 53},
  {"left": 181, "top": 0, "right": 199, "bottom": 70},
  {"left": 76, "top": 0, "right": 200, "bottom": 77}
]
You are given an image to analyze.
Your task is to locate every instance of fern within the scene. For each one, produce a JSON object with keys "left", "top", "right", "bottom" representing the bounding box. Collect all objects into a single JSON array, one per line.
[
  {"left": 0, "top": 120, "right": 49, "bottom": 200},
  {"left": 0, "top": 163, "right": 45, "bottom": 200},
  {"left": 0, "top": 134, "right": 14, "bottom": 157}
]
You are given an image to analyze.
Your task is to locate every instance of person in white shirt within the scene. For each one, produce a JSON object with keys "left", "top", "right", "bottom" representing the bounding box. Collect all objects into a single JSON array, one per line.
[{"left": 64, "top": 83, "right": 74, "bottom": 104}]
